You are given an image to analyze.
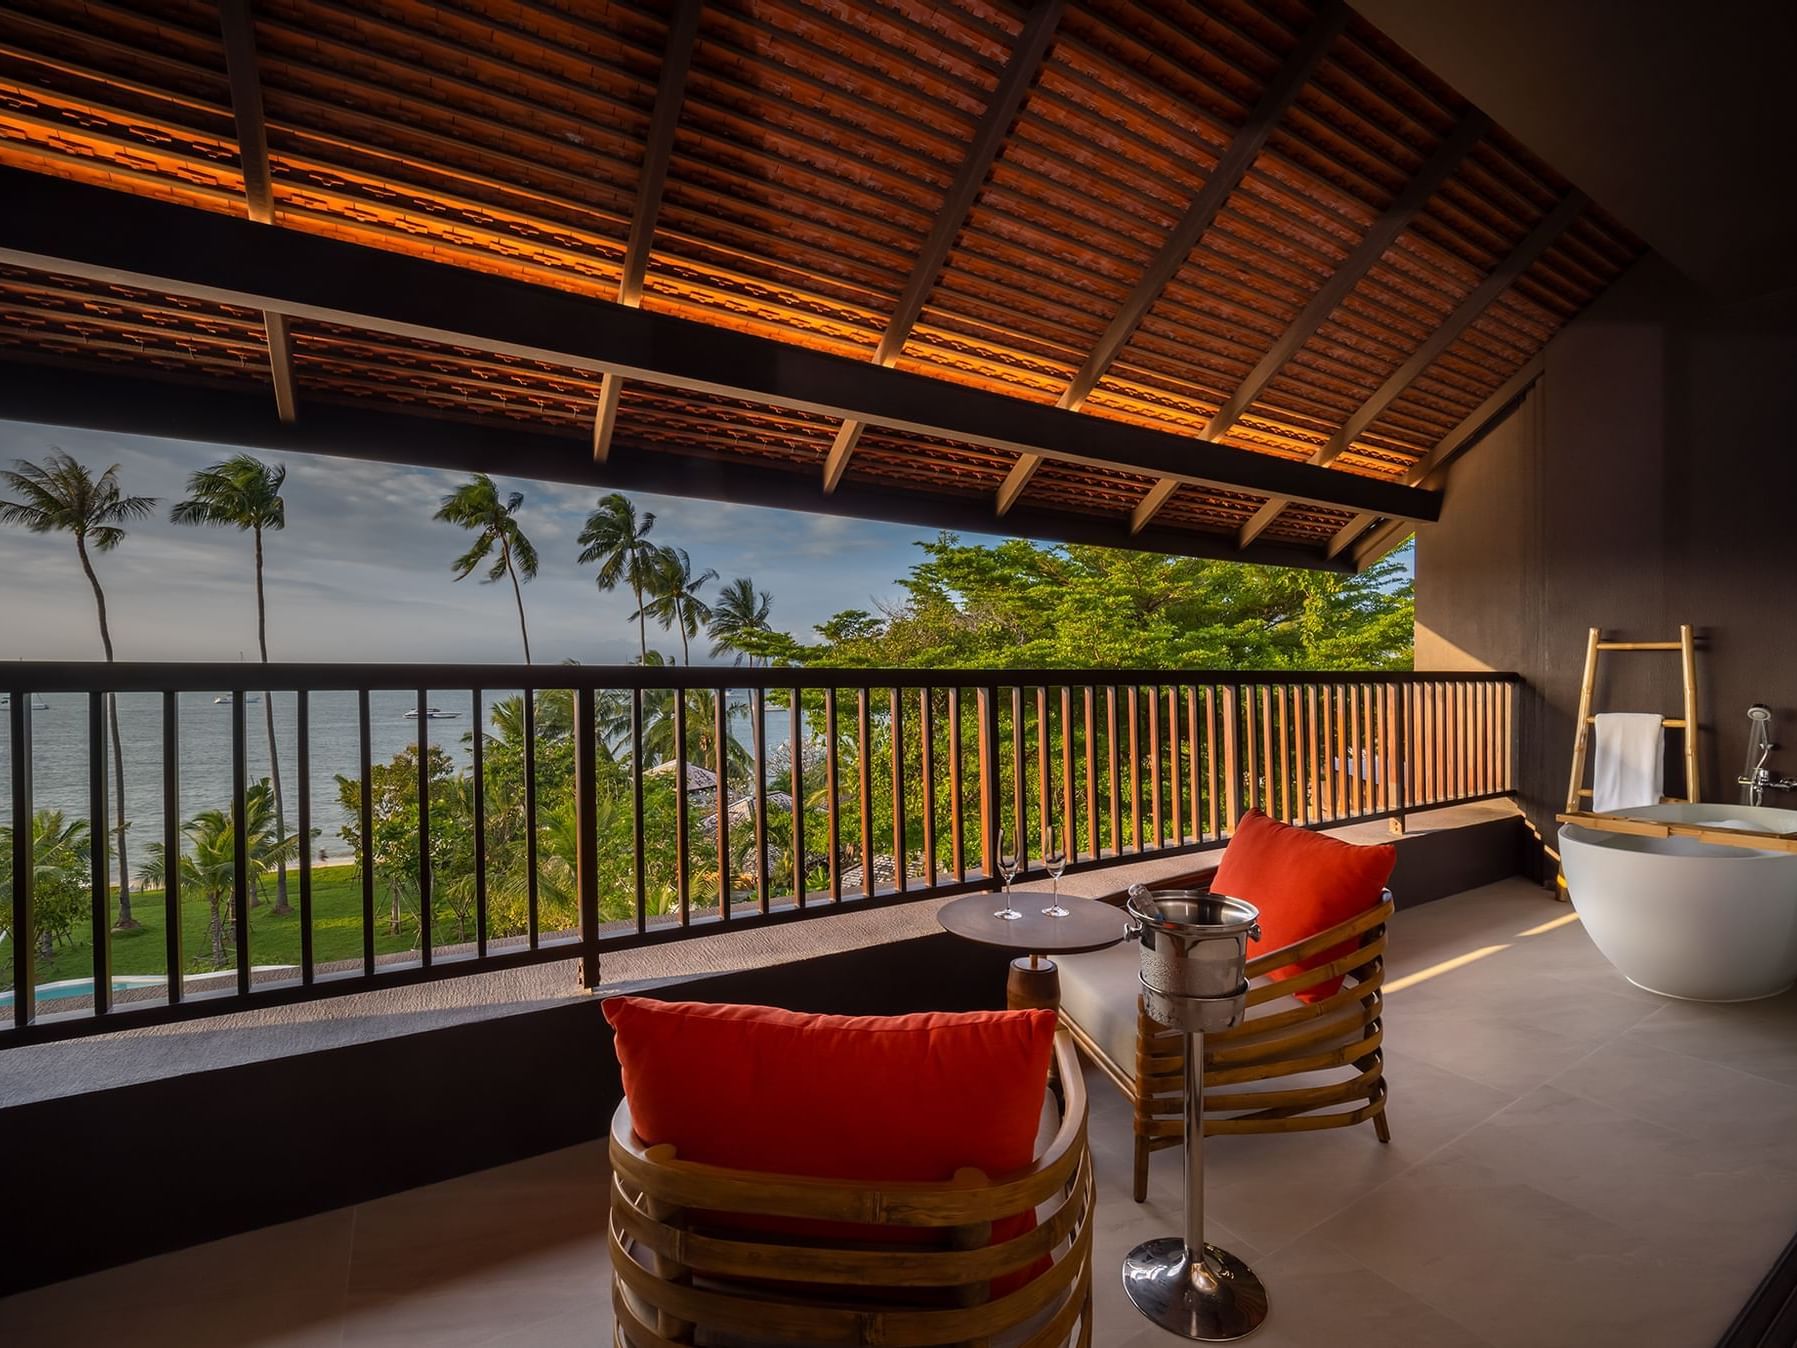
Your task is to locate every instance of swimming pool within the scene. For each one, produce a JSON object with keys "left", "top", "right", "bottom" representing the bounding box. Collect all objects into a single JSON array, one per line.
[{"left": 0, "top": 974, "right": 171, "bottom": 1006}]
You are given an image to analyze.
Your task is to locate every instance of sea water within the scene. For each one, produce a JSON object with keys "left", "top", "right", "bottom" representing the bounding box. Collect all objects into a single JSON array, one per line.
[{"left": 0, "top": 687, "right": 798, "bottom": 861}]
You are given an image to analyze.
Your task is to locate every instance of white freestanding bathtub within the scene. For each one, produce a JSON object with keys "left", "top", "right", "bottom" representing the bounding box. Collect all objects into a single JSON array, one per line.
[{"left": 1559, "top": 803, "right": 1797, "bottom": 1002}]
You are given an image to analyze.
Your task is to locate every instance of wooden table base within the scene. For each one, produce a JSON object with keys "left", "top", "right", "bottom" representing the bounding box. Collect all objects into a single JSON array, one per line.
[{"left": 1007, "top": 956, "right": 1061, "bottom": 1011}]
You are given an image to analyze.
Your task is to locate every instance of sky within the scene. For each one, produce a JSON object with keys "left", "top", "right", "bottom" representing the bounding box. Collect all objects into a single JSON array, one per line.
[{"left": 0, "top": 420, "right": 992, "bottom": 664}]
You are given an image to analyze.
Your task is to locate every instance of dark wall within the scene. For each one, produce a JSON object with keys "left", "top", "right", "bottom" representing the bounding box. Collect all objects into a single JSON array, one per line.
[{"left": 1415, "top": 255, "right": 1797, "bottom": 868}]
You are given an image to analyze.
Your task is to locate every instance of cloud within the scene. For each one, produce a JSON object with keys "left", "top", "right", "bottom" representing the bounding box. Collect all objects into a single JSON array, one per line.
[{"left": 0, "top": 420, "right": 943, "bottom": 664}]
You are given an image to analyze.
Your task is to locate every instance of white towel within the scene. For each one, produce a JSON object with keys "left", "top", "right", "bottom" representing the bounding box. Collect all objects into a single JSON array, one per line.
[{"left": 1592, "top": 713, "right": 1664, "bottom": 812}]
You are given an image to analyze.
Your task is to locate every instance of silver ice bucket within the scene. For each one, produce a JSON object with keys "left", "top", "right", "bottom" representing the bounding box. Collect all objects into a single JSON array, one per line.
[{"left": 1125, "top": 885, "right": 1261, "bottom": 1034}]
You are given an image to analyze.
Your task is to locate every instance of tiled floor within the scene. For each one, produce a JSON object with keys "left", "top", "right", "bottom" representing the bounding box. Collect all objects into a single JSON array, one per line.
[{"left": 5, "top": 876, "right": 1794, "bottom": 1347}]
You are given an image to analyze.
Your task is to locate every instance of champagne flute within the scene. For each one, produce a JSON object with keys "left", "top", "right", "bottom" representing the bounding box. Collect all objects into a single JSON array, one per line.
[
  {"left": 994, "top": 827, "right": 1022, "bottom": 920},
  {"left": 1042, "top": 823, "right": 1069, "bottom": 917}
]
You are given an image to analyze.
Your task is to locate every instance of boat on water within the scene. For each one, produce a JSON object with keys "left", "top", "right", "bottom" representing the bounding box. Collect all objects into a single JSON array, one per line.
[
  {"left": 0, "top": 696, "right": 50, "bottom": 710},
  {"left": 404, "top": 706, "right": 460, "bottom": 721},
  {"left": 213, "top": 694, "right": 262, "bottom": 705}
]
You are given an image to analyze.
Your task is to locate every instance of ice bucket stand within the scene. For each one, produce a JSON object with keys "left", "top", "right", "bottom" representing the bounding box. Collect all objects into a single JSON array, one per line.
[{"left": 1120, "top": 887, "right": 1269, "bottom": 1341}]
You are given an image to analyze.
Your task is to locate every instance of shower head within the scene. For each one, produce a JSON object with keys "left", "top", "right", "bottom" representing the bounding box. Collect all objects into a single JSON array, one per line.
[{"left": 1750, "top": 705, "right": 1773, "bottom": 724}]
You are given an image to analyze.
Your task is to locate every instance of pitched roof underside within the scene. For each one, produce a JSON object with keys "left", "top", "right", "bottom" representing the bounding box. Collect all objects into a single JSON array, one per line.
[{"left": 0, "top": 0, "right": 1641, "bottom": 563}]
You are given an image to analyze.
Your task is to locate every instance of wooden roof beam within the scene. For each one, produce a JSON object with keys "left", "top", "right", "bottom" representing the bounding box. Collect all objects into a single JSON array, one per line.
[
  {"left": 594, "top": 0, "right": 701, "bottom": 464},
  {"left": 1238, "top": 188, "right": 1586, "bottom": 548},
  {"left": 0, "top": 360, "right": 1360, "bottom": 573},
  {"left": 0, "top": 167, "right": 1441, "bottom": 524},
  {"left": 1128, "top": 109, "right": 1491, "bottom": 537},
  {"left": 823, "top": 0, "right": 1068, "bottom": 494},
  {"left": 996, "top": 0, "right": 1347, "bottom": 517},
  {"left": 1337, "top": 353, "right": 1547, "bottom": 567},
  {"left": 218, "top": 0, "right": 294, "bottom": 423}
]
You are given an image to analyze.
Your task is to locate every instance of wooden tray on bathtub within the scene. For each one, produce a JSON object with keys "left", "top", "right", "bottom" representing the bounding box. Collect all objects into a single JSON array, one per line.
[{"left": 1557, "top": 810, "right": 1797, "bottom": 853}]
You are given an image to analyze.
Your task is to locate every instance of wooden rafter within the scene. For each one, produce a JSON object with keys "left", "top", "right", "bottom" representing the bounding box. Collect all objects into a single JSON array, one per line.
[
  {"left": 1129, "top": 109, "right": 1492, "bottom": 536},
  {"left": 0, "top": 168, "right": 1443, "bottom": 524},
  {"left": 263, "top": 309, "right": 297, "bottom": 423},
  {"left": 594, "top": 0, "right": 701, "bottom": 463},
  {"left": 217, "top": 0, "right": 294, "bottom": 423},
  {"left": 0, "top": 361, "right": 1362, "bottom": 572},
  {"left": 1340, "top": 353, "right": 1547, "bottom": 567},
  {"left": 1237, "top": 188, "right": 1587, "bottom": 548},
  {"left": 995, "top": 0, "right": 1347, "bottom": 517},
  {"left": 822, "top": 0, "right": 1068, "bottom": 494}
]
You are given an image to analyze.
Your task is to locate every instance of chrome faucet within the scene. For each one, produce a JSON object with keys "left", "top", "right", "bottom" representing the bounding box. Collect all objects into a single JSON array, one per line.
[{"left": 1738, "top": 705, "right": 1797, "bottom": 805}]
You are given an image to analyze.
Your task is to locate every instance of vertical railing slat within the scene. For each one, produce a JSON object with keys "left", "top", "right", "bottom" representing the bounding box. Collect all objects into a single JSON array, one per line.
[
  {"left": 630, "top": 687, "right": 645, "bottom": 932},
  {"left": 231, "top": 688, "right": 250, "bottom": 997},
  {"left": 1126, "top": 687, "right": 1141, "bottom": 852},
  {"left": 1288, "top": 687, "right": 1306, "bottom": 826},
  {"left": 575, "top": 687, "right": 600, "bottom": 987},
  {"left": 1265, "top": 690, "right": 1279, "bottom": 830},
  {"left": 358, "top": 690, "right": 374, "bottom": 976},
  {"left": 163, "top": 691, "right": 182, "bottom": 1002},
  {"left": 948, "top": 687, "right": 965, "bottom": 882},
  {"left": 857, "top": 688, "right": 873, "bottom": 898},
  {"left": 1276, "top": 686, "right": 1292, "bottom": 823},
  {"left": 1166, "top": 685, "right": 1182, "bottom": 846},
  {"left": 523, "top": 688, "right": 539, "bottom": 947},
  {"left": 890, "top": 687, "right": 906, "bottom": 894},
  {"left": 1107, "top": 686, "right": 1122, "bottom": 857},
  {"left": 1242, "top": 685, "right": 1259, "bottom": 818},
  {"left": 976, "top": 686, "right": 997, "bottom": 882},
  {"left": 753, "top": 687, "right": 769, "bottom": 916},
  {"left": 416, "top": 689, "right": 431, "bottom": 969},
  {"left": 790, "top": 688, "right": 806, "bottom": 908},
  {"left": 1203, "top": 687, "right": 1219, "bottom": 840},
  {"left": 1034, "top": 686, "right": 1049, "bottom": 864},
  {"left": 473, "top": 688, "right": 489, "bottom": 955},
  {"left": 1222, "top": 685, "right": 1241, "bottom": 833},
  {"left": 88, "top": 691, "right": 111, "bottom": 1016},
  {"left": 1185, "top": 686, "right": 1201, "bottom": 843},
  {"left": 10, "top": 694, "right": 35, "bottom": 1028},
  {"left": 1147, "top": 685, "right": 1163, "bottom": 849},
  {"left": 674, "top": 692, "right": 690, "bottom": 924},
  {"left": 297, "top": 690, "right": 312, "bottom": 984},
  {"left": 1060, "top": 685, "right": 1075, "bottom": 865},
  {"left": 1083, "top": 686, "right": 1099, "bottom": 863},
  {"left": 715, "top": 688, "right": 730, "bottom": 921},
  {"left": 919, "top": 688, "right": 936, "bottom": 886},
  {"left": 825, "top": 688, "right": 841, "bottom": 902},
  {"left": 1010, "top": 686, "right": 1027, "bottom": 872}
]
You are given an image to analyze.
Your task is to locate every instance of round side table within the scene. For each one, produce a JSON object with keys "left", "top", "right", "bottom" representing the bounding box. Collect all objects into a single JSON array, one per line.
[{"left": 937, "top": 891, "right": 1130, "bottom": 1010}]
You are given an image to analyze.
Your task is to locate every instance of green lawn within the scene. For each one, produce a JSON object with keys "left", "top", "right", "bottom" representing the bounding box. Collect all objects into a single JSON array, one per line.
[{"left": 30, "top": 867, "right": 424, "bottom": 988}]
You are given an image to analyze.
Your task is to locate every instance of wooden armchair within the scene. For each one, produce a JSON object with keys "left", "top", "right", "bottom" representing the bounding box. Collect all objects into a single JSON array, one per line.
[
  {"left": 1058, "top": 865, "right": 1392, "bottom": 1202},
  {"left": 609, "top": 1032, "right": 1095, "bottom": 1347}
]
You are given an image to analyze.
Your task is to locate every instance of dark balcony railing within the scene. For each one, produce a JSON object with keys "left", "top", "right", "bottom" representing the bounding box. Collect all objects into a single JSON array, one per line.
[{"left": 1, "top": 664, "right": 1517, "bottom": 1046}]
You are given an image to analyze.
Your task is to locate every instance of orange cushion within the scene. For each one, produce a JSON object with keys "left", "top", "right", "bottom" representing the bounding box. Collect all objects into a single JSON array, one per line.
[
  {"left": 1211, "top": 810, "right": 1395, "bottom": 1003},
  {"left": 603, "top": 997, "right": 1058, "bottom": 1289}
]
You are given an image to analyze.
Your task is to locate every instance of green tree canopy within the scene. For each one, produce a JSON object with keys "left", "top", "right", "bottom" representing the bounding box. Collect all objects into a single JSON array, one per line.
[{"left": 800, "top": 535, "right": 1413, "bottom": 671}]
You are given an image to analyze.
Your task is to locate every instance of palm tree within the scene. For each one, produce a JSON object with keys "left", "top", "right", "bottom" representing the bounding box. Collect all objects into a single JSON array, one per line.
[
  {"left": 0, "top": 451, "right": 156, "bottom": 928},
  {"left": 708, "top": 577, "right": 772, "bottom": 664},
  {"left": 139, "top": 781, "right": 297, "bottom": 967},
  {"left": 434, "top": 475, "right": 538, "bottom": 663},
  {"left": 0, "top": 809, "right": 91, "bottom": 962},
  {"left": 639, "top": 546, "right": 715, "bottom": 665},
  {"left": 577, "top": 493, "right": 659, "bottom": 662},
  {"left": 169, "top": 454, "right": 294, "bottom": 915}
]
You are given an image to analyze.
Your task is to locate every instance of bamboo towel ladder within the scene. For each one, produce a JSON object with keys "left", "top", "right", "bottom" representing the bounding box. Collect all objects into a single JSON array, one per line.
[{"left": 1563, "top": 625, "right": 1700, "bottom": 813}]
